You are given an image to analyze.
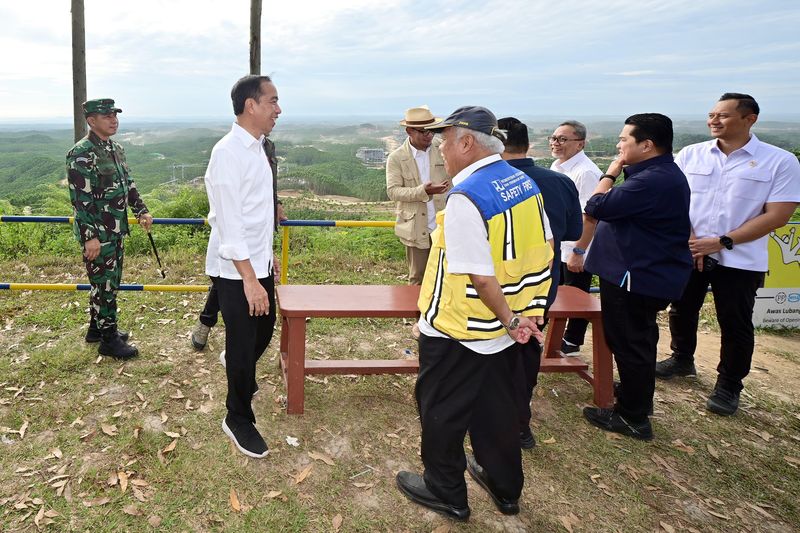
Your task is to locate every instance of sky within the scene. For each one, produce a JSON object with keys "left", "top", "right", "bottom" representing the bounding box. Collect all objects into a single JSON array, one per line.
[{"left": 1, "top": 0, "right": 799, "bottom": 122}]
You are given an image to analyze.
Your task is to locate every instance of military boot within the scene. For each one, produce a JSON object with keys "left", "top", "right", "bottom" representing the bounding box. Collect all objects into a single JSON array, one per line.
[
  {"left": 99, "top": 329, "right": 139, "bottom": 360},
  {"left": 86, "top": 319, "right": 129, "bottom": 343}
]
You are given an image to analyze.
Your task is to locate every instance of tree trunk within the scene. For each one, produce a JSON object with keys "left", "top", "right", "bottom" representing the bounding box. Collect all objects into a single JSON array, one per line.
[
  {"left": 71, "top": 0, "right": 87, "bottom": 142},
  {"left": 249, "top": 0, "right": 262, "bottom": 75}
]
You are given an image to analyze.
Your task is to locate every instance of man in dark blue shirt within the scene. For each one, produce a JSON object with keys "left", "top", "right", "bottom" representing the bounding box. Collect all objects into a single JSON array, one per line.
[
  {"left": 582, "top": 113, "right": 692, "bottom": 440},
  {"left": 499, "top": 117, "right": 582, "bottom": 449}
]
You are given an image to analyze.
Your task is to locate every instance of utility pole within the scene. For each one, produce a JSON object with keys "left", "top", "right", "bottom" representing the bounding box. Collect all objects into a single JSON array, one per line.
[
  {"left": 249, "top": 0, "right": 262, "bottom": 75},
  {"left": 71, "top": 0, "right": 87, "bottom": 142}
]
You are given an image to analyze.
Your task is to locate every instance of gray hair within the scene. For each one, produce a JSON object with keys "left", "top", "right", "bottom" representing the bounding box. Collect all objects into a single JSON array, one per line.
[
  {"left": 558, "top": 120, "right": 587, "bottom": 140},
  {"left": 454, "top": 127, "right": 505, "bottom": 154}
]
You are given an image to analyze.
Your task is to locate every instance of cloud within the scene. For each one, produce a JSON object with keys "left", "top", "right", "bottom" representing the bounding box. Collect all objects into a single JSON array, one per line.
[
  {"left": 1, "top": 0, "right": 799, "bottom": 118},
  {"left": 615, "top": 70, "right": 657, "bottom": 77}
]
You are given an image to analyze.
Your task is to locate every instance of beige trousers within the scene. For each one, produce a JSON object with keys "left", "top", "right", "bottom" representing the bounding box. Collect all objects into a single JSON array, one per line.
[{"left": 405, "top": 245, "right": 431, "bottom": 286}]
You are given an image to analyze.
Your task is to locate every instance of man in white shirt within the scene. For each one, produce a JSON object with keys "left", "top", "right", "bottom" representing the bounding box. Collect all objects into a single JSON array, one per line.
[
  {"left": 657, "top": 93, "right": 800, "bottom": 416},
  {"left": 396, "top": 106, "right": 552, "bottom": 521},
  {"left": 386, "top": 106, "right": 451, "bottom": 287},
  {"left": 549, "top": 121, "right": 602, "bottom": 355},
  {"left": 204, "top": 75, "right": 281, "bottom": 458}
]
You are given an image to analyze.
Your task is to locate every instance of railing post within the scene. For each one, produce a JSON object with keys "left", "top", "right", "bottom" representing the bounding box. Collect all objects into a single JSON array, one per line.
[{"left": 281, "top": 225, "right": 290, "bottom": 285}]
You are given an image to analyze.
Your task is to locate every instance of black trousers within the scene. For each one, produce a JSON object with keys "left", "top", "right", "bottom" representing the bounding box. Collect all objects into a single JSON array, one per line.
[
  {"left": 416, "top": 334, "right": 523, "bottom": 508},
  {"left": 507, "top": 340, "right": 542, "bottom": 433},
  {"left": 214, "top": 275, "right": 276, "bottom": 425},
  {"left": 199, "top": 277, "right": 220, "bottom": 328},
  {"left": 668, "top": 265, "right": 764, "bottom": 393},
  {"left": 600, "top": 279, "right": 669, "bottom": 423},
  {"left": 561, "top": 265, "right": 593, "bottom": 346}
]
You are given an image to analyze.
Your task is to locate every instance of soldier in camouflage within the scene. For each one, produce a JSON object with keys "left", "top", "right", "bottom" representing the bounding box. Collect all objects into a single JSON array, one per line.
[{"left": 66, "top": 98, "right": 153, "bottom": 359}]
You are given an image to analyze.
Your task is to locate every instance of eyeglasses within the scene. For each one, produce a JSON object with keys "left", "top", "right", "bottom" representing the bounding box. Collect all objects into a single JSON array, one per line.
[
  {"left": 411, "top": 128, "right": 434, "bottom": 136},
  {"left": 548, "top": 136, "right": 584, "bottom": 145}
]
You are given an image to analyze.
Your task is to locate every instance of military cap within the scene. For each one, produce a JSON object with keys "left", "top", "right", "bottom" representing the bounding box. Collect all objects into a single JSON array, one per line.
[{"left": 82, "top": 98, "right": 122, "bottom": 116}]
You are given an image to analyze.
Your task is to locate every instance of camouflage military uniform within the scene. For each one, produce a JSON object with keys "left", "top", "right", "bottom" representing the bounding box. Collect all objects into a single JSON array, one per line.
[{"left": 66, "top": 130, "right": 148, "bottom": 333}]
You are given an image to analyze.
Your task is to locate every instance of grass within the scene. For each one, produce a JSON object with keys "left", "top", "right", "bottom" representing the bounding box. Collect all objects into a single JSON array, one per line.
[{"left": 1, "top": 215, "right": 800, "bottom": 532}]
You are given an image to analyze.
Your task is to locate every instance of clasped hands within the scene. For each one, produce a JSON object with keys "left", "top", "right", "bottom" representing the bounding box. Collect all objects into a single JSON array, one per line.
[{"left": 508, "top": 316, "right": 545, "bottom": 345}]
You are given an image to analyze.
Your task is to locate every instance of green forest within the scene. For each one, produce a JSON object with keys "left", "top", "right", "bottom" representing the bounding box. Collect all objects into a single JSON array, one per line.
[{"left": 0, "top": 122, "right": 798, "bottom": 261}]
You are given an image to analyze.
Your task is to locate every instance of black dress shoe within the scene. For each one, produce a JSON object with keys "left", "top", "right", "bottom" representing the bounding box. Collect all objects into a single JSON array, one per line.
[
  {"left": 583, "top": 407, "right": 653, "bottom": 441},
  {"left": 520, "top": 427, "right": 536, "bottom": 449},
  {"left": 396, "top": 471, "right": 470, "bottom": 521},
  {"left": 465, "top": 456, "right": 520, "bottom": 515}
]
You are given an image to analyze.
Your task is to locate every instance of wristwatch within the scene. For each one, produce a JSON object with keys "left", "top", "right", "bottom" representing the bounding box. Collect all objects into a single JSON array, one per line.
[
  {"left": 719, "top": 235, "right": 734, "bottom": 250},
  {"left": 505, "top": 314, "right": 521, "bottom": 332},
  {"left": 572, "top": 246, "right": 586, "bottom": 256}
]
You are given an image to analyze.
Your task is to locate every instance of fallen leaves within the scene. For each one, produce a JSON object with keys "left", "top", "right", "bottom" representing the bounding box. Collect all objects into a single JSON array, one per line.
[
  {"left": 33, "top": 506, "right": 59, "bottom": 528},
  {"left": 671, "top": 439, "right": 695, "bottom": 455},
  {"left": 100, "top": 424, "right": 118, "bottom": 437},
  {"left": 745, "top": 428, "right": 772, "bottom": 442},
  {"left": 707, "top": 510, "right": 731, "bottom": 520},
  {"left": 118, "top": 471, "right": 129, "bottom": 493},
  {"left": 1, "top": 420, "right": 29, "bottom": 439},
  {"left": 294, "top": 464, "right": 314, "bottom": 484},
  {"left": 332, "top": 513, "right": 343, "bottom": 531},
  {"left": 784, "top": 456, "right": 800, "bottom": 467},
  {"left": 163, "top": 439, "right": 178, "bottom": 454},
  {"left": 81, "top": 497, "right": 110, "bottom": 508},
  {"left": 230, "top": 487, "right": 241, "bottom": 512},
  {"left": 707, "top": 444, "right": 720, "bottom": 459},
  {"left": 308, "top": 451, "right": 335, "bottom": 466},
  {"left": 558, "top": 512, "right": 580, "bottom": 532}
]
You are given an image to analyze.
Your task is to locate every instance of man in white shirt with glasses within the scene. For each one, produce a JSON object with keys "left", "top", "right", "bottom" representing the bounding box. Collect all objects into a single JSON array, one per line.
[{"left": 549, "top": 121, "right": 602, "bottom": 355}]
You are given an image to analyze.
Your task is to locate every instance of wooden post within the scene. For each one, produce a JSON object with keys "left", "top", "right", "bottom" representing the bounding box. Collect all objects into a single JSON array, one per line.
[
  {"left": 71, "top": 0, "right": 87, "bottom": 142},
  {"left": 249, "top": 0, "right": 262, "bottom": 75}
]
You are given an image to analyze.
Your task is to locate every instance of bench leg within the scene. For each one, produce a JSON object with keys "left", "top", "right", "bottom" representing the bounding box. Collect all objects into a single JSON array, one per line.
[
  {"left": 591, "top": 318, "right": 614, "bottom": 408},
  {"left": 284, "top": 316, "right": 307, "bottom": 415},
  {"left": 544, "top": 318, "right": 567, "bottom": 359}
]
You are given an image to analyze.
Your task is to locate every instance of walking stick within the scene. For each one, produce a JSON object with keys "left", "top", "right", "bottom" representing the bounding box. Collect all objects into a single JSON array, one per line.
[{"left": 147, "top": 231, "right": 167, "bottom": 278}]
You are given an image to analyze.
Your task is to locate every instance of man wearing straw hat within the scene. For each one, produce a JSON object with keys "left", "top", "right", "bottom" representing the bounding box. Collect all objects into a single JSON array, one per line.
[{"left": 386, "top": 106, "right": 451, "bottom": 290}]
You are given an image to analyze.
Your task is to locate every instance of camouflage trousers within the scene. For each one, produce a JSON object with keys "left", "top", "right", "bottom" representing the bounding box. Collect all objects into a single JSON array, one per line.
[{"left": 82, "top": 237, "right": 124, "bottom": 333}]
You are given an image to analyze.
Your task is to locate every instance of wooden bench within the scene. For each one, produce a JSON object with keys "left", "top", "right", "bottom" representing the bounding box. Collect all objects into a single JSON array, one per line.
[
  {"left": 277, "top": 285, "right": 421, "bottom": 414},
  {"left": 277, "top": 284, "right": 613, "bottom": 414},
  {"left": 541, "top": 285, "right": 614, "bottom": 409}
]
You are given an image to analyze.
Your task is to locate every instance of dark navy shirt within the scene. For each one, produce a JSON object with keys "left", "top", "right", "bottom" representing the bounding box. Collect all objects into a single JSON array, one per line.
[
  {"left": 507, "top": 158, "right": 582, "bottom": 306},
  {"left": 584, "top": 153, "right": 692, "bottom": 301}
]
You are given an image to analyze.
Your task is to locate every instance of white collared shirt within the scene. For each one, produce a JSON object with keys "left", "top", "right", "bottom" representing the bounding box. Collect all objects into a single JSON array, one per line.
[
  {"left": 676, "top": 134, "right": 800, "bottom": 271},
  {"left": 410, "top": 143, "right": 436, "bottom": 231},
  {"left": 205, "top": 122, "right": 275, "bottom": 280},
  {"left": 551, "top": 150, "right": 602, "bottom": 261},
  {"left": 418, "top": 154, "right": 551, "bottom": 354}
]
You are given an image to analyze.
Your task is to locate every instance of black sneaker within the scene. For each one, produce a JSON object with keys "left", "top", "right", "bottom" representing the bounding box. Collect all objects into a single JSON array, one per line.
[
  {"left": 520, "top": 427, "right": 536, "bottom": 449},
  {"left": 583, "top": 407, "right": 653, "bottom": 441},
  {"left": 222, "top": 417, "right": 268, "bottom": 458},
  {"left": 560, "top": 339, "right": 580, "bottom": 356},
  {"left": 706, "top": 387, "right": 740, "bottom": 416},
  {"left": 98, "top": 332, "right": 138, "bottom": 360},
  {"left": 654, "top": 355, "right": 696, "bottom": 380}
]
